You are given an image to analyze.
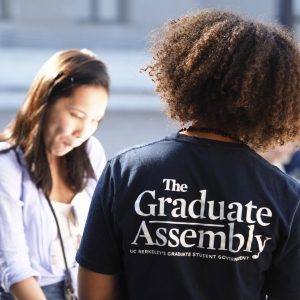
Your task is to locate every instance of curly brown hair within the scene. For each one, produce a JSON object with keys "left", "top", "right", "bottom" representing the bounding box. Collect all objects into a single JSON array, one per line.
[{"left": 146, "top": 9, "right": 300, "bottom": 150}]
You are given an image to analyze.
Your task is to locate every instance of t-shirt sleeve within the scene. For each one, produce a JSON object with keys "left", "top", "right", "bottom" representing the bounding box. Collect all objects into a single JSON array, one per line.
[
  {"left": 76, "top": 162, "right": 121, "bottom": 274},
  {"left": 265, "top": 201, "right": 300, "bottom": 300}
]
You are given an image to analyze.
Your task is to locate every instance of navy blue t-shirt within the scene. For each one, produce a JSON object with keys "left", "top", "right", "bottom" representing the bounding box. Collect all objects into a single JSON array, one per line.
[{"left": 76, "top": 133, "right": 300, "bottom": 300}]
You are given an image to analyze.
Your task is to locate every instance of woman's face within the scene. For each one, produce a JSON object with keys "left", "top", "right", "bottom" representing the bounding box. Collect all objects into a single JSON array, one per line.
[{"left": 43, "top": 85, "right": 108, "bottom": 157}]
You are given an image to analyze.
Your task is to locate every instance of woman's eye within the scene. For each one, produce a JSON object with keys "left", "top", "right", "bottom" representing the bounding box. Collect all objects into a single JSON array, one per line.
[
  {"left": 94, "top": 118, "right": 102, "bottom": 125},
  {"left": 70, "top": 112, "right": 83, "bottom": 119}
]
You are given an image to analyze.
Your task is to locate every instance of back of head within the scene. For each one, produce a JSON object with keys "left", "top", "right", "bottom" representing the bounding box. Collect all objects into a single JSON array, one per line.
[{"left": 147, "top": 9, "right": 300, "bottom": 151}]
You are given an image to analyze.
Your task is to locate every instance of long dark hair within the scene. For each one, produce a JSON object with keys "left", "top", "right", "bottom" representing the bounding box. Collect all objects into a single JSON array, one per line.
[{"left": 0, "top": 49, "right": 110, "bottom": 196}]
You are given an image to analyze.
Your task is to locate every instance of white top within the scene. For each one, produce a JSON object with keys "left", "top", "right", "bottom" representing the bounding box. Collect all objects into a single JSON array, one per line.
[
  {"left": 0, "top": 136, "right": 106, "bottom": 292},
  {"left": 51, "top": 190, "right": 90, "bottom": 272}
]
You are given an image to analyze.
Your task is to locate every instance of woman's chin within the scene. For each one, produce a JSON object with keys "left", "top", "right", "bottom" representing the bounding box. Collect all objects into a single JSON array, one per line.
[{"left": 51, "top": 146, "right": 74, "bottom": 157}]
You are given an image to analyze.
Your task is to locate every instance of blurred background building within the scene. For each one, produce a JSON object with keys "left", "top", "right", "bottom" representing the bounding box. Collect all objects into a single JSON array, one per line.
[{"left": 0, "top": 0, "right": 298, "bottom": 158}]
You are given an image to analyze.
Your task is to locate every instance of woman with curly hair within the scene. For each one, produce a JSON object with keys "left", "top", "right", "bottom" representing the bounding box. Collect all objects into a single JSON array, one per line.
[{"left": 76, "top": 10, "right": 300, "bottom": 300}]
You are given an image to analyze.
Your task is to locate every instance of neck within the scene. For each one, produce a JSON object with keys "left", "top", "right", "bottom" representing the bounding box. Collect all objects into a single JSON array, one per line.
[
  {"left": 47, "top": 155, "right": 75, "bottom": 203},
  {"left": 180, "top": 126, "right": 242, "bottom": 144}
]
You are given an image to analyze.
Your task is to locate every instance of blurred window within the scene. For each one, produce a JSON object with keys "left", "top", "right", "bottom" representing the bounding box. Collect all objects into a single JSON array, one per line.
[
  {"left": 89, "top": 0, "right": 126, "bottom": 23},
  {"left": 292, "top": 0, "right": 300, "bottom": 41},
  {"left": 278, "top": 0, "right": 293, "bottom": 28},
  {"left": 294, "top": 0, "right": 300, "bottom": 23},
  {"left": 294, "top": 0, "right": 300, "bottom": 15},
  {"left": 0, "top": 0, "right": 9, "bottom": 19}
]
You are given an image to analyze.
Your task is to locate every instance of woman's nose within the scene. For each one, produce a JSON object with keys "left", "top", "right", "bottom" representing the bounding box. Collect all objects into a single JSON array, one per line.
[
  {"left": 72, "top": 124, "right": 84, "bottom": 138},
  {"left": 72, "top": 121, "right": 93, "bottom": 139}
]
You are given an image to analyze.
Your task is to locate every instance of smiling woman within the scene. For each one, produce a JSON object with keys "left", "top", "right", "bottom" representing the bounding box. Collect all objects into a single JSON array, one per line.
[{"left": 0, "top": 49, "right": 110, "bottom": 300}]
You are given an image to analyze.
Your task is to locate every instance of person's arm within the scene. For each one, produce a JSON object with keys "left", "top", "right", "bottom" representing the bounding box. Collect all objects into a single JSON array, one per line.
[
  {"left": 78, "top": 266, "right": 119, "bottom": 300},
  {"left": 76, "top": 162, "right": 123, "bottom": 299},
  {"left": 10, "top": 277, "right": 46, "bottom": 300},
  {"left": 0, "top": 150, "right": 40, "bottom": 295}
]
